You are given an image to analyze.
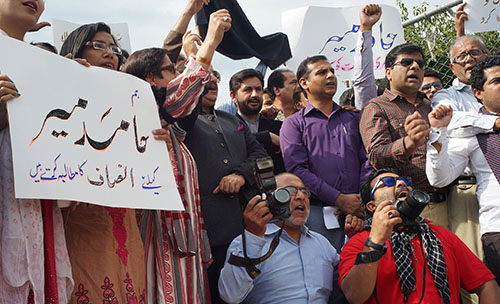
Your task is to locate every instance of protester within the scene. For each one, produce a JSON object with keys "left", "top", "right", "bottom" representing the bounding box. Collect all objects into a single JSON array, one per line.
[
  {"left": 230, "top": 68, "right": 285, "bottom": 174},
  {"left": 59, "top": 22, "right": 148, "bottom": 303},
  {"left": 420, "top": 69, "right": 443, "bottom": 100},
  {"left": 31, "top": 41, "right": 57, "bottom": 53},
  {"left": 181, "top": 47, "right": 267, "bottom": 304},
  {"left": 281, "top": 54, "right": 372, "bottom": 252},
  {"left": 259, "top": 88, "right": 280, "bottom": 120},
  {"left": 427, "top": 56, "right": 500, "bottom": 286},
  {"left": 121, "top": 8, "right": 229, "bottom": 303},
  {"left": 339, "top": 169, "right": 500, "bottom": 303},
  {"left": 266, "top": 69, "right": 299, "bottom": 120},
  {"left": 0, "top": 1, "right": 74, "bottom": 303},
  {"left": 360, "top": 43, "right": 449, "bottom": 228},
  {"left": 219, "top": 173, "right": 363, "bottom": 304}
]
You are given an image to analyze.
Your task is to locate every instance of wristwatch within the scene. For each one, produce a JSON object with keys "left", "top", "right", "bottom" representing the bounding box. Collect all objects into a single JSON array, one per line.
[{"left": 364, "top": 237, "right": 388, "bottom": 252}]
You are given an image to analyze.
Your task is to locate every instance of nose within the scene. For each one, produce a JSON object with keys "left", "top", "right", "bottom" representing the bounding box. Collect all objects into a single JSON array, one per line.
[{"left": 102, "top": 45, "right": 114, "bottom": 57}]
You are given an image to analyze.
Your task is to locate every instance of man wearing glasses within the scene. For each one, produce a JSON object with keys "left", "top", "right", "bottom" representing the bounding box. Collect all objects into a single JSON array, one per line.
[
  {"left": 420, "top": 69, "right": 443, "bottom": 100},
  {"left": 360, "top": 43, "right": 449, "bottom": 229},
  {"left": 339, "top": 169, "right": 499, "bottom": 304},
  {"left": 219, "top": 173, "right": 363, "bottom": 304}
]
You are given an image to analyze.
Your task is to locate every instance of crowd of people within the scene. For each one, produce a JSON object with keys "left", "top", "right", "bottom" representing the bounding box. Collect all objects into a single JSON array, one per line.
[{"left": 1, "top": 0, "right": 500, "bottom": 303}]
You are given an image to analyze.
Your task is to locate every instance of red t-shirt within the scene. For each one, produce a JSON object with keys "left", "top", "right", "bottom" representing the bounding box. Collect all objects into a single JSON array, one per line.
[{"left": 339, "top": 226, "right": 495, "bottom": 304}]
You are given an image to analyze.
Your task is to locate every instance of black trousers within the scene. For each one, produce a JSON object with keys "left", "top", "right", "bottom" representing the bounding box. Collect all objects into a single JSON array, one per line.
[
  {"left": 208, "top": 244, "right": 230, "bottom": 304},
  {"left": 482, "top": 232, "right": 500, "bottom": 285}
]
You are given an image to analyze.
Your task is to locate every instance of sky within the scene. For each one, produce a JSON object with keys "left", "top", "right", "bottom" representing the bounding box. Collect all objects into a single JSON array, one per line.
[{"left": 26, "top": 0, "right": 453, "bottom": 105}]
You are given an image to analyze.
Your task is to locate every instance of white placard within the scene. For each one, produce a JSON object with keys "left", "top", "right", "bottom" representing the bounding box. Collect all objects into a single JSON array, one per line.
[
  {"left": 464, "top": 0, "right": 500, "bottom": 34},
  {"left": 1, "top": 35, "right": 183, "bottom": 211},
  {"left": 282, "top": 5, "right": 405, "bottom": 80},
  {"left": 52, "top": 19, "right": 132, "bottom": 54}
]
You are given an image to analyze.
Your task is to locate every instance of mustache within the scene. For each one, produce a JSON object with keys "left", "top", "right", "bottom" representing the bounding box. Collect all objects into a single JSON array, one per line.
[{"left": 247, "top": 97, "right": 261, "bottom": 103}]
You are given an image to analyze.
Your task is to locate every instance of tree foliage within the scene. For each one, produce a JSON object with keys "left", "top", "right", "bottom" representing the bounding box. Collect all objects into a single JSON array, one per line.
[{"left": 397, "top": 0, "right": 500, "bottom": 87}]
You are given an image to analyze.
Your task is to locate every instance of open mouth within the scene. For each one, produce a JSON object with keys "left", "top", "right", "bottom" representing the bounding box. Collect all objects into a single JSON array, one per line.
[
  {"left": 395, "top": 188, "right": 409, "bottom": 200},
  {"left": 101, "top": 63, "right": 115, "bottom": 70},
  {"left": 22, "top": 1, "right": 37, "bottom": 12},
  {"left": 407, "top": 74, "right": 419, "bottom": 82}
]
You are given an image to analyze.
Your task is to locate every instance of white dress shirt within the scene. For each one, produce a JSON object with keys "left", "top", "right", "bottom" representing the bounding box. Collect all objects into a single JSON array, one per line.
[
  {"left": 426, "top": 127, "right": 500, "bottom": 235},
  {"left": 432, "top": 78, "right": 497, "bottom": 137}
]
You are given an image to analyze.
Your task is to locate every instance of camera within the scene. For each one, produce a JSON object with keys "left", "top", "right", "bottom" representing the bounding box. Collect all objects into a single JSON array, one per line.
[
  {"left": 254, "top": 157, "right": 291, "bottom": 222},
  {"left": 393, "top": 189, "right": 430, "bottom": 232}
]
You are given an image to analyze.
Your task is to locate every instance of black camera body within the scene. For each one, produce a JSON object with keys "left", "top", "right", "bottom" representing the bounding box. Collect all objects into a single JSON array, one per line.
[
  {"left": 254, "top": 157, "right": 291, "bottom": 223},
  {"left": 393, "top": 189, "right": 430, "bottom": 233}
]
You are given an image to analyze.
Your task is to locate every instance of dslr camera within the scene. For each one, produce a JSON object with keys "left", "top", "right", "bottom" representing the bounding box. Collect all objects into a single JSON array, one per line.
[
  {"left": 393, "top": 189, "right": 430, "bottom": 232},
  {"left": 254, "top": 157, "right": 291, "bottom": 222}
]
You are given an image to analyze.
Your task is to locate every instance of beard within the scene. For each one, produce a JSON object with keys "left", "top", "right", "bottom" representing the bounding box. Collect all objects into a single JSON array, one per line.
[{"left": 238, "top": 97, "right": 262, "bottom": 116}]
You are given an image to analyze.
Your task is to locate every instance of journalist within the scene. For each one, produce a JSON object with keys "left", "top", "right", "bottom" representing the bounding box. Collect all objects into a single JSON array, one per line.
[{"left": 218, "top": 173, "right": 363, "bottom": 304}]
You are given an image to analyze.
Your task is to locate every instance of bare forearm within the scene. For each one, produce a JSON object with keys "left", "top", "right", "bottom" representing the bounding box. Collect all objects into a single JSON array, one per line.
[{"left": 342, "top": 248, "right": 379, "bottom": 303}]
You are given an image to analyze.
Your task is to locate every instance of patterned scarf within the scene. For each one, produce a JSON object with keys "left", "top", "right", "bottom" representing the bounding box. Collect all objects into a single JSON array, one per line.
[{"left": 364, "top": 217, "right": 451, "bottom": 303}]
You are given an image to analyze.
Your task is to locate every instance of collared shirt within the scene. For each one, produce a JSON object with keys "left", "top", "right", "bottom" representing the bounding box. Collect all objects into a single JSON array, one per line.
[
  {"left": 426, "top": 126, "right": 500, "bottom": 235},
  {"left": 432, "top": 78, "right": 497, "bottom": 137},
  {"left": 238, "top": 111, "right": 260, "bottom": 134},
  {"left": 360, "top": 89, "right": 435, "bottom": 192},
  {"left": 219, "top": 224, "right": 338, "bottom": 304},
  {"left": 353, "top": 31, "right": 377, "bottom": 110},
  {"left": 280, "top": 102, "right": 372, "bottom": 205}
]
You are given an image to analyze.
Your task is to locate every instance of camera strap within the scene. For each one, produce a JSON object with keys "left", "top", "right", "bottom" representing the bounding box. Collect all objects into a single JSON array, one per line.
[{"left": 228, "top": 225, "right": 284, "bottom": 279}]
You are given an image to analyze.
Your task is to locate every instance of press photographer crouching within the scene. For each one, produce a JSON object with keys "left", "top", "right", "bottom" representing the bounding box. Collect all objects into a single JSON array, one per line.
[
  {"left": 339, "top": 169, "right": 499, "bottom": 304},
  {"left": 218, "top": 171, "right": 364, "bottom": 304}
]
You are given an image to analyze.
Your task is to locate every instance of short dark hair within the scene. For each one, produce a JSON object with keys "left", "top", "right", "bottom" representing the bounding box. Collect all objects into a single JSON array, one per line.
[
  {"left": 229, "top": 68, "right": 264, "bottom": 93},
  {"left": 470, "top": 55, "right": 500, "bottom": 91},
  {"left": 60, "top": 22, "right": 123, "bottom": 70},
  {"left": 385, "top": 43, "right": 425, "bottom": 69},
  {"left": 267, "top": 69, "right": 290, "bottom": 100},
  {"left": 31, "top": 42, "right": 57, "bottom": 54},
  {"left": 360, "top": 168, "right": 399, "bottom": 218},
  {"left": 121, "top": 48, "right": 169, "bottom": 80},
  {"left": 424, "top": 69, "right": 442, "bottom": 82},
  {"left": 296, "top": 55, "right": 329, "bottom": 98},
  {"left": 296, "top": 55, "right": 328, "bottom": 81}
]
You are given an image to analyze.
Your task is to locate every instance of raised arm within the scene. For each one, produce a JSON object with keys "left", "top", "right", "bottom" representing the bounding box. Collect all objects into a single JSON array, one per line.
[{"left": 353, "top": 4, "right": 380, "bottom": 110}]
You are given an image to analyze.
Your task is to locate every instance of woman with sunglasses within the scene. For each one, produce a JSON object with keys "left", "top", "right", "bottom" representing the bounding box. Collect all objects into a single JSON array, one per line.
[
  {"left": 120, "top": 9, "right": 230, "bottom": 303},
  {"left": 0, "top": 1, "right": 75, "bottom": 303},
  {"left": 58, "top": 22, "right": 147, "bottom": 303}
]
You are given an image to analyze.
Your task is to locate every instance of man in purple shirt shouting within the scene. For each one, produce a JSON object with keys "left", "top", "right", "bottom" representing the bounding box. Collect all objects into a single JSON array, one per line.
[{"left": 280, "top": 54, "right": 372, "bottom": 252}]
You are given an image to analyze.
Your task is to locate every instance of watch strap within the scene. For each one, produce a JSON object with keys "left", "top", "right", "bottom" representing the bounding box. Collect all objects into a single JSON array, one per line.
[
  {"left": 365, "top": 237, "right": 387, "bottom": 252},
  {"left": 354, "top": 250, "right": 385, "bottom": 264}
]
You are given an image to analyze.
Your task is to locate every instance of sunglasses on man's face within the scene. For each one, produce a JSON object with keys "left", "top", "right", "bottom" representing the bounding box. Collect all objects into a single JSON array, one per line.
[
  {"left": 421, "top": 81, "right": 443, "bottom": 91},
  {"left": 393, "top": 58, "right": 426, "bottom": 69},
  {"left": 368, "top": 176, "right": 412, "bottom": 201}
]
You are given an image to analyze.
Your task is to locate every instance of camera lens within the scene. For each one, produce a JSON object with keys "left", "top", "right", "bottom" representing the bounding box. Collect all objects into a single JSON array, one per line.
[
  {"left": 274, "top": 188, "right": 291, "bottom": 204},
  {"left": 396, "top": 189, "right": 429, "bottom": 221}
]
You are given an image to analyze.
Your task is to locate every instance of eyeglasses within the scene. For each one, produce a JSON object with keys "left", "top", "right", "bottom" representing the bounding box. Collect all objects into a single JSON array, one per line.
[
  {"left": 283, "top": 186, "right": 311, "bottom": 198},
  {"left": 421, "top": 81, "right": 443, "bottom": 91},
  {"left": 393, "top": 58, "right": 426, "bottom": 69},
  {"left": 453, "top": 49, "right": 485, "bottom": 64},
  {"left": 368, "top": 176, "right": 411, "bottom": 201},
  {"left": 159, "top": 63, "right": 176, "bottom": 74},
  {"left": 85, "top": 41, "right": 122, "bottom": 55}
]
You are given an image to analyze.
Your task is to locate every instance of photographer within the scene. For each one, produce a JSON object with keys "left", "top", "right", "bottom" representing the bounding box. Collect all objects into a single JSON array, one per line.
[
  {"left": 218, "top": 173, "right": 363, "bottom": 304},
  {"left": 339, "top": 169, "right": 499, "bottom": 304}
]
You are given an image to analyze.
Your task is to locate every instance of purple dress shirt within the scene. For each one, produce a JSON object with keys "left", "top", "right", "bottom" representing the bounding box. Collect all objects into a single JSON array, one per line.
[{"left": 280, "top": 102, "right": 372, "bottom": 205}]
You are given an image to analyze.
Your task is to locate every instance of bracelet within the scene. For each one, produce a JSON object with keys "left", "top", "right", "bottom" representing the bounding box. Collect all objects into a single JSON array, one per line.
[{"left": 195, "top": 56, "right": 211, "bottom": 66}]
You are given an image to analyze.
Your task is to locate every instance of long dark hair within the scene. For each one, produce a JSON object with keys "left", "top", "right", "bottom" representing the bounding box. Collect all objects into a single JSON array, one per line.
[{"left": 59, "top": 22, "right": 123, "bottom": 69}]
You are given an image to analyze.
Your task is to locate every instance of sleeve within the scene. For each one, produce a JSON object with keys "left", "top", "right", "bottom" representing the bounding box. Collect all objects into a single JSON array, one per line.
[
  {"left": 338, "top": 233, "right": 366, "bottom": 287},
  {"left": 435, "top": 227, "right": 496, "bottom": 291},
  {"left": 360, "top": 102, "right": 409, "bottom": 171},
  {"left": 232, "top": 124, "right": 268, "bottom": 187},
  {"left": 162, "top": 30, "right": 183, "bottom": 63},
  {"left": 157, "top": 57, "right": 210, "bottom": 122},
  {"left": 425, "top": 127, "right": 470, "bottom": 187},
  {"left": 358, "top": 142, "right": 374, "bottom": 188},
  {"left": 218, "top": 231, "right": 267, "bottom": 304},
  {"left": 433, "top": 90, "right": 497, "bottom": 137},
  {"left": 280, "top": 116, "right": 341, "bottom": 205},
  {"left": 353, "top": 31, "right": 377, "bottom": 110}
]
